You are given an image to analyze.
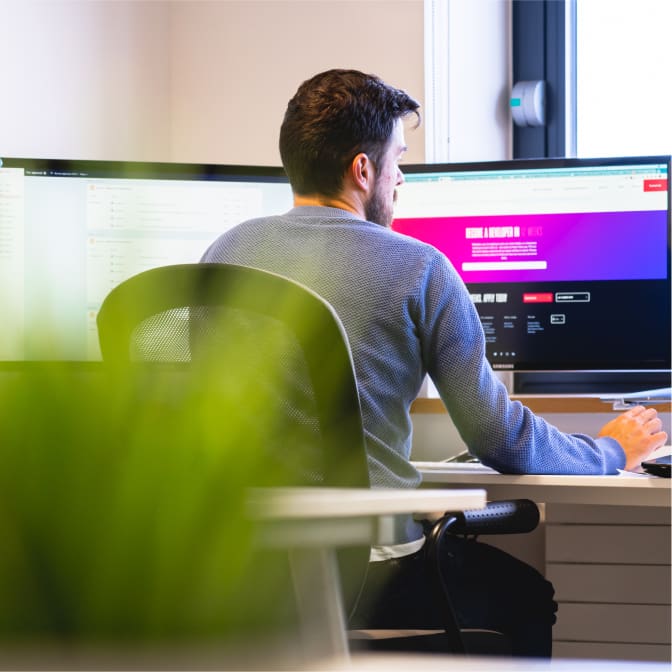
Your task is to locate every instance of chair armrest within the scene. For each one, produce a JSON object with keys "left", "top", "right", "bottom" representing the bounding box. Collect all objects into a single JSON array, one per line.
[
  {"left": 421, "top": 499, "right": 540, "bottom": 654},
  {"left": 435, "top": 499, "right": 540, "bottom": 537}
]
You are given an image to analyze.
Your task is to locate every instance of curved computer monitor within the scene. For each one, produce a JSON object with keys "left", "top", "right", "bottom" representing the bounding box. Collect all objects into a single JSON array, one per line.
[
  {"left": 393, "top": 156, "right": 671, "bottom": 387},
  {"left": 0, "top": 157, "right": 292, "bottom": 362},
  {"left": 2, "top": 154, "right": 670, "bottom": 388}
]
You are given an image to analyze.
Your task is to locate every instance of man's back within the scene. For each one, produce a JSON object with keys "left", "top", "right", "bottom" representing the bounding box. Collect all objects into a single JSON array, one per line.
[{"left": 202, "top": 206, "right": 464, "bottom": 491}]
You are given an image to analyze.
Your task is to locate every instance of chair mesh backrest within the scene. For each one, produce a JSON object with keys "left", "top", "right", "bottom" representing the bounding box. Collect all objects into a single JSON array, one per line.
[
  {"left": 97, "top": 263, "right": 369, "bottom": 490},
  {"left": 130, "top": 307, "right": 192, "bottom": 362}
]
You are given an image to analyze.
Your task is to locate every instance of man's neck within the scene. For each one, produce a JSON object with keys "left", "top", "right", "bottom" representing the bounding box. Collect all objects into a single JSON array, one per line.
[{"left": 293, "top": 193, "right": 365, "bottom": 220}]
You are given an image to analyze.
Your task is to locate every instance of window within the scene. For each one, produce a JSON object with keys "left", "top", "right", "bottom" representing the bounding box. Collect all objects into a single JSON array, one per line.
[{"left": 576, "top": 0, "right": 671, "bottom": 157}]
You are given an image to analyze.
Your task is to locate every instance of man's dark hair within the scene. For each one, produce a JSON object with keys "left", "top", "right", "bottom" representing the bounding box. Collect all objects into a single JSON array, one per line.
[{"left": 279, "top": 69, "right": 421, "bottom": 197}]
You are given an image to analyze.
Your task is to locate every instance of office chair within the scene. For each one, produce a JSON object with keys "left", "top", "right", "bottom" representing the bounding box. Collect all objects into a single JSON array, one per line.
[
  {"left": 97, "top": 263, "right": 372, "bottom": 656},
  {"left": 97, "top": 263, "right": 541, "bottom": 659}
]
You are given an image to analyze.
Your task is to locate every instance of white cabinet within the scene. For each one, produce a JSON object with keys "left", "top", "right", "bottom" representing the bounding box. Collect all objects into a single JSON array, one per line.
[{"left": 546, "top": 504, "right": 671, "bottom": 663}]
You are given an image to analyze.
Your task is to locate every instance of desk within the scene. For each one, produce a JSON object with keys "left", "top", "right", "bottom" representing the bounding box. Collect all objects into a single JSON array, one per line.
[
  {"left": 412, "top": 464, "right": 671, "bottom": 507},
  {"left": 416, "top": 465, "right": 671, "bottom": 663},
  {"left": 347, "top": 652, "right": 672, "bottom": 671},
  {"left": 248, "top": 486, "right": 487, "bottom": 665}
]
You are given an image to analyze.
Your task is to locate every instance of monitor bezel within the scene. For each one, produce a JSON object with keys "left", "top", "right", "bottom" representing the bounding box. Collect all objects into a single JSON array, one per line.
[{"left": 0, "top": 156, "right": 288, "bottom": 182}]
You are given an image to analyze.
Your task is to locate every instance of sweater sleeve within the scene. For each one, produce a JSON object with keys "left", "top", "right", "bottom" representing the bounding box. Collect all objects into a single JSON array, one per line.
[{"left": 416, "top": 253, "right": 626, "bottom": 475}]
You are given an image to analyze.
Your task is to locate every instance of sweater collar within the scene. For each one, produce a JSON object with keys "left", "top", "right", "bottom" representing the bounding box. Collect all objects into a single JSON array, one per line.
[{"left": 287, "top": 205, "right": 369, "bottom": 222}]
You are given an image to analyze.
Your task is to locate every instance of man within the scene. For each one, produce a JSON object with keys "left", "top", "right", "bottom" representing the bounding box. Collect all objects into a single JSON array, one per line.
[{"left": 202, "top": 69, "right": 667, "bottom": 656}]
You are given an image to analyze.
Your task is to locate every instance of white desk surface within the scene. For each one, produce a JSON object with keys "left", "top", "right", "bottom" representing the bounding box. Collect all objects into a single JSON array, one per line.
[
  {"left": 245, "top": 486, "right": 487, "bottom": 664},
  {"left": 347, "top": 652, "right": 672, "bottom": 671},
  {"left": 413, "top": 463, "right": 671, "bottom": 507},
  {"left": 248, "top": 486, "right": 487, "bottom": 549},
  {"left": 247, "top": 486, "right": 487, "bottom": 519}
]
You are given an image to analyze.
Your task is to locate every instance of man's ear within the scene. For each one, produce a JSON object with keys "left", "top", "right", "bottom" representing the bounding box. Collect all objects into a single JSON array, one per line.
[{"left": 349, "top": 152, "right": 374, "bottom": 194}]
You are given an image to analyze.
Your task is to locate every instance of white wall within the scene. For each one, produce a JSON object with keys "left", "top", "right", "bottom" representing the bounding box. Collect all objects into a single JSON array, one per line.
[
  {"left": 446, "top": 0, "right": 512, "bottom": 160},
  {"left": 425, "top": 0, "right": 511, "bottom": 162},
  {"left": 0, "top": 1, "right": 171, "bottom": 161}
]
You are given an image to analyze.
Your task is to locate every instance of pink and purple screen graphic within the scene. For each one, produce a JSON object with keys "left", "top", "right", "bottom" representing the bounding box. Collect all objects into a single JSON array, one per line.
[{"left": 392, "top": 210, "right": 668, "bottom": 284}]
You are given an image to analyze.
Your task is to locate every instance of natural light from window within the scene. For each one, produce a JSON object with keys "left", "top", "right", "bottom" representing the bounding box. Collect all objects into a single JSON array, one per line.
[{"left": 576, "top": 0, "right": 671, "bottom": 157}]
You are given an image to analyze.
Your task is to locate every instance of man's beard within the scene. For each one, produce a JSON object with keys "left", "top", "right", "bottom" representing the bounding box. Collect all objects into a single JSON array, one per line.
[{"left": 364, "top": 184, "right": 396, "bottom": 228}]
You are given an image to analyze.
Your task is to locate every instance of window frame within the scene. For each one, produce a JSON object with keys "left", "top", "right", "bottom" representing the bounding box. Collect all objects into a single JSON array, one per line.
[{"left": 512, "top": 0, "right": 573, "bottom": 158}]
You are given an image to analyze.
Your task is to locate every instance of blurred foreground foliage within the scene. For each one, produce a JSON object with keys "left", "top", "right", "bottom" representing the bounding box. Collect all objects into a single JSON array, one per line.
[{"left": 0, "top": 362, "right": 295, "bottom": 646}]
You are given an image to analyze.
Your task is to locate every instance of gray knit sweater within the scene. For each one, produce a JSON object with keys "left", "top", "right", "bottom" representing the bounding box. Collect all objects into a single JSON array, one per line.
[{"left": 202, "top": 206, "right": 625, "bottom": 490}]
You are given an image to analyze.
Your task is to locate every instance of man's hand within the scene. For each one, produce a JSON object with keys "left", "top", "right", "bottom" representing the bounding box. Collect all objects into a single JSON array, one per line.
[{"left": 598, "top": 405, "right": 668, "bottom": 471}]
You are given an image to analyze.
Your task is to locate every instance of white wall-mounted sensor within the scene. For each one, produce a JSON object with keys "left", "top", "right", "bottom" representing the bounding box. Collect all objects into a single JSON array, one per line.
[{"left": 510, "top": 80, "right": 546, "bottom": 127}]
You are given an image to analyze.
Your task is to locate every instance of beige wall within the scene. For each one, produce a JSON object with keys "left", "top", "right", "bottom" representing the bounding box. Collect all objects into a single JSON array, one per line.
[
  {"left": 0, "top": 0, "right": 514, "bottom": 166},
  {"left": 0, "top": 0, "right": 425, "bottom": 165},
  {"left": 410, "top": 409, "right": 672, "bottom": 462},
  {"left": 168, "top": 0, "right": 425, "bottom": 166}
]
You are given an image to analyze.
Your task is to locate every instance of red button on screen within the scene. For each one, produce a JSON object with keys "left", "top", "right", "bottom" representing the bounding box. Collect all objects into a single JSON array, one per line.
[
  {"left": 523, "top": 293, "right": 553, "bottom": 303},
  {"left": 643, "top": 179, "right": 668, "bottom": 192}
]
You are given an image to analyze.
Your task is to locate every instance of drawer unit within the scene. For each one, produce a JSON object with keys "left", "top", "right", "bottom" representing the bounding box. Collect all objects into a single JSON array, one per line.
[{"left": 546, "top": 504, "right": 671, "bottom": 663}]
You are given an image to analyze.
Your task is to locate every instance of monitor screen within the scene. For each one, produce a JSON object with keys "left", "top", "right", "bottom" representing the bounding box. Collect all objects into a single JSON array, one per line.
[
  {"left": 393, "top": 156, "right": 671, "bottom": 374},
  {"left": 0, "top": 157, "right": 292, "bottom": 361}
]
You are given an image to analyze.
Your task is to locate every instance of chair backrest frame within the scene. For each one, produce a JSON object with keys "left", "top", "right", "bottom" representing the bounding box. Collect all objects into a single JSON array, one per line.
[{"left": 97, "top": 263, "right": 370, "bottom": 490}]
